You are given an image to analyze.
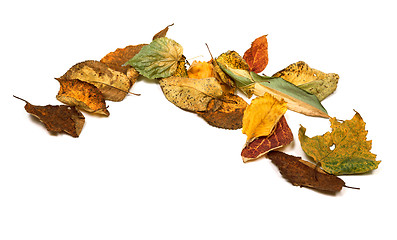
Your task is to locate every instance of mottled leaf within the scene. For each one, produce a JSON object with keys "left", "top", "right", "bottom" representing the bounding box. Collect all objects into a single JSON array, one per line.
[
  {"left": 267, "top": 151, "right": 346, "bottom": 192},
  {"left": 159, "top": 77, "right": 223, "bottom": 112},
  {"left": 241, "top": 116, "right": 293, "bottom": 162},
  {"left": 14, "top": 96, "right": 85, "bottom": 137},
  {"left": 197, "top": 93, "right": 248, "bottom": 130},
  {"left": 61, "top": 60, "right": 131, "bottom": 102},
  {"left": 125, "top": 37, "right": 183, "bottom": 79},
  {"left": 56, "top": 78, "right": 109, "bottom": 116},
  {"left": 100, "top": 44, "right": 146, "bottom": 76},
  {"left": 272, "top": 61, "right": 339, "bottom": 101},
  {"left": 243, "top": 35, "right": 268, "bottom": 73},
  {"left": 242, "top": 93, "right": 287, "bottom": 143},
  {"left": 299, "top": 111, "right": 381, "bottom": 175}
]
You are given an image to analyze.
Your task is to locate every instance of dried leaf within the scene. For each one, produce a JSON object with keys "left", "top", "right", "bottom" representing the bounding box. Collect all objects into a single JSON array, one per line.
[
  {"left": 153, "top": 23, "right": 174, "bottom": 40},
  {"left": 197, "top": 93, "right": 248, "bottom": 129},
  {"left": 159, "top": 77, "right": 223, "bottom": 112},
  {"left": 187, "top": 61, "right": 216, "bottom": 79},
  {"left": 219, "top": 62, "right": 329, "bottom": 118},
  {"left": 241, "top": 116, "right": 293, "bottom": 162},
  {"left": 267, "top": 151, "right": 346, "bottom": 192},
  {"left": 242, "top": 93, "right": 287, "bottom": 143},
  {"left": 56, "top": 78, "right": 109, "bottom": 116},
  {"left": 299, "top": 111, "right": 381, "bottom": 175},
  {"left": 272, "top": 61, "right": 339, "bottom": 101},
  {"left": 172, "top": 55, "right": 188, "bottom": 78},
  {"left": 125, "top": 37, "right": 183, "bottom": 79},
  {"left": 216, "top": 50, "right": 250, "bottom": 71},
  {"left": 61, "top": 60, "right": 131, "bottom": 102},
  {"left": 14, "top": 96, "right": 85, "bottom": 137},
  {"left": 100, "top": 44, "right": 146, "bottom": 76},
  {"left": 243, "top": 35, "right": 268, "bottom": 73}
]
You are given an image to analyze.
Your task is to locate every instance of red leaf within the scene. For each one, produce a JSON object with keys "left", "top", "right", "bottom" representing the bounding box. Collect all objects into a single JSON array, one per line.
[
  {"left": 241, "top": 116, "right": 293, "bottom": 162},
  {"left": 243, "top": 35, "right": 269, "bottom": 73}
]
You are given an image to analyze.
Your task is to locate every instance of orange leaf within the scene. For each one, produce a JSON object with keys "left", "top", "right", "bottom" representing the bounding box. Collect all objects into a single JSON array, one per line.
[
  {"left": 243, "top": 35, "right": 268, "bottom": 73},
  {"left": 56, "top": 78, "right": 109, "bottom": 116}
]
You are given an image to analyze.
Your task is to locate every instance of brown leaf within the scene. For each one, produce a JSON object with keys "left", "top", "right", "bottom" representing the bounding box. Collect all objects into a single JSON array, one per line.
[
  {"left": 153, "top": 23, "right": 174, "bottom": 40},
  {"left": 267, "top": 151, "right": 345, "bottom": 192},
  {"left": 14, "top": 96, "right": 85, "bottom": 137},
  {"left": 197, "top": 94, "right": 248, "bottom": 130},
  {"left": 56, "top": 78, "right": 109, "bottom": 116},
  {"left": 243, "top": 35, "right": 268, "bottom": 73},
  {"left": 100, "top": 43, "right": 146, "bottom": 85},
  {"left": 241, "top": 116, "right": 293, "bottom": 162},
  {"left": 61, "top": 60, "right": 132, "bottom": 102}
]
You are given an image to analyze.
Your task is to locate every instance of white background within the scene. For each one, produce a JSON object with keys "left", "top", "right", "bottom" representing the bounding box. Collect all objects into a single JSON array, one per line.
[{"left": 2, "top": 0, "right": 397, "bottom": 239}]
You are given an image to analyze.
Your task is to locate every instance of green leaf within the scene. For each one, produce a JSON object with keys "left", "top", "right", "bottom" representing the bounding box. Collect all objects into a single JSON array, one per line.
[
  {"left": 125, "top": 37, "right": 183, "bottom": 79},
  {"left": 218, "top": 62, "right": 328, "bottom": 118},
  {"left": 298, "top": 111, "right": 381, "bottom": 175}
]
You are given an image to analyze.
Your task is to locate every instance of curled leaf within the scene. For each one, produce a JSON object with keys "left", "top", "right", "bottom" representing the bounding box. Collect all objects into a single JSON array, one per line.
[
  {"left": 299, "top": 111, "right": 381, "bottom": 175},
  {"left": 125, "top": 37, "right": 183, "bottom": 79},
  {"left": 243, "top": 35, "right": 268, "bottom": 73},
  {"left": 187, "top": 61, "right": 216, "bottom": 79},
  {"left": 267, "top": 151, "right": 346, "bottom": 193},
  {"left": 242, "top": 93, "right": 287, "bottom": 143},
  {"left": 197, "top": 93, "right": 248, "bottom": 130},
  {"left": 61, "top": 60, "right": 131, "bottom": 102},
  {"left": 56, "top": 78, "right": 109, "bottom": 116},
  {"left": 272, "top": 61, "right": 339, "bottom": 101},
  {"left": 159, "top": 77, "right": 223, "bottom": 112},
  {"left": 14, "top": 96, "right": 85, "bottom": 137},
  {"left": 153, "top": 23, "right": 174, "bottom": 40},
  {"left": 241, "top": 116, "right": 293, "bottom": 162}
]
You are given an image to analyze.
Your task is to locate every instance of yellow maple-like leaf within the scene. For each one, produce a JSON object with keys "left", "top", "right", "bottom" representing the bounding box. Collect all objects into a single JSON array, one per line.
[{"left": 242, "top": 93, "right": 287, "bottom": 143}]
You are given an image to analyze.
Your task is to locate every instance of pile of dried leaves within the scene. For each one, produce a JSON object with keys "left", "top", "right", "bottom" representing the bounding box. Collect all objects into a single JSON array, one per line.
[{"left": 15, "top": 24, "right": 380, "bottom": 193}]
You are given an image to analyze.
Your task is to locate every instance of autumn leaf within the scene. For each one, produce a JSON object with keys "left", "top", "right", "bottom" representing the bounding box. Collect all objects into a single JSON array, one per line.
[
  {"left": 272, "top": 61, "right": 339, "bottom": 101},
  {"left": 125, "top": 37, "right": 183, "bottom": 79},
  {"left": 172, "top": 55, "right": 188, "bottom": 78},
  {"left": 153, "top": 23, "right": 174, "bottom": 40},
  {"left": 61, "top": 60, "right": 132, "bottom": 102},
  {"left": 243, "top": 35, "right": 268, "bottom": 73},
  {"left": 100, "top": 44, "right": 146, "bottom": 76},
  {"left": 56, "top": 78, "right": 109, "bottom": 116},
  {"left": 187, "top": 61, "right": 216, "bottom": 79},
  {"left": 267, "top": 151, "right": 346, "bottom": 192},
  {"left": 242, "top": 93, "right": 287, "bottom": 143},
  {"left": 219, "top": 62, "right": 329, "bottom": 118},
  {"left": 14, "top": 96, "right": 85, "bottom": 137},
  {"left": 197, "top": 93, "right": 248, "bottom": 130},
  {"left": 298, "top": 111, "right": 381, "bottom": 175},
  {"left": 159, "top": 76, "right": 223, "bottom": 112},
  {"left": 241, "top": 116, "right": 293, "bottom": 162}
]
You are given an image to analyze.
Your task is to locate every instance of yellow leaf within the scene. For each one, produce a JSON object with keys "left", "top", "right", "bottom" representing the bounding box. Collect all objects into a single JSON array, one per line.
[
  {"left": 242, "top": 93, "right": 287, "bottom": 143},
  {"left": 187, "top": 61, "right": 216, "bottom": 79}
]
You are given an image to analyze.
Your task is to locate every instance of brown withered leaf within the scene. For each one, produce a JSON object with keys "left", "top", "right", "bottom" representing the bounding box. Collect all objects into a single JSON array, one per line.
[
  {"left": 241, "top": 116, "right": 293, "bottom": 162},
  {"left": 267, "top": 151, "right": 346, "bottom": 192},
  {"left": 100, "top": 43, "right": 146, "bottom": 81},
  {"left": 153, "top": 23, "right": 174, "bottom": 40},
  {"left": 61, "top": 60, "right": 132, "bottom": 102},
  {"left": 14, "top": 96, "right": 85, "bottom": 137},
  {"left": 243, "top": 35, "right": 268, "bottom": 73},
  {"left": 56, "top": 78, "right": 109, "bottom": 116},
  {"left": 197, "top": 94, "right": 248, "bottom": 130}
]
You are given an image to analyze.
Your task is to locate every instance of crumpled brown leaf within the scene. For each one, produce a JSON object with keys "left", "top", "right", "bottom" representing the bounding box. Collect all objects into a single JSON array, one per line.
[
  {"left": 241, "top": 116, "right": 293, "bottom": 162},
  {"left": 197, "top": 93, "right": 248, "bottom": 130},
  {"left": 267, "top": 151, "right": 346, "bottom": 192},
  {"left": 56, "top": 78, "right": 109, "bottom": 116},
  {"left": 14, "top": 95, "right": 85, "bottom": 137},
  {"left": 153, "top": 23, "right": 174, "bottom": 40},
  {"left": 61, "top": 60, "right": 132, "bottom": 102},
  {"left": 243, "top": 35, "right": 268, "bottom": 73}
]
